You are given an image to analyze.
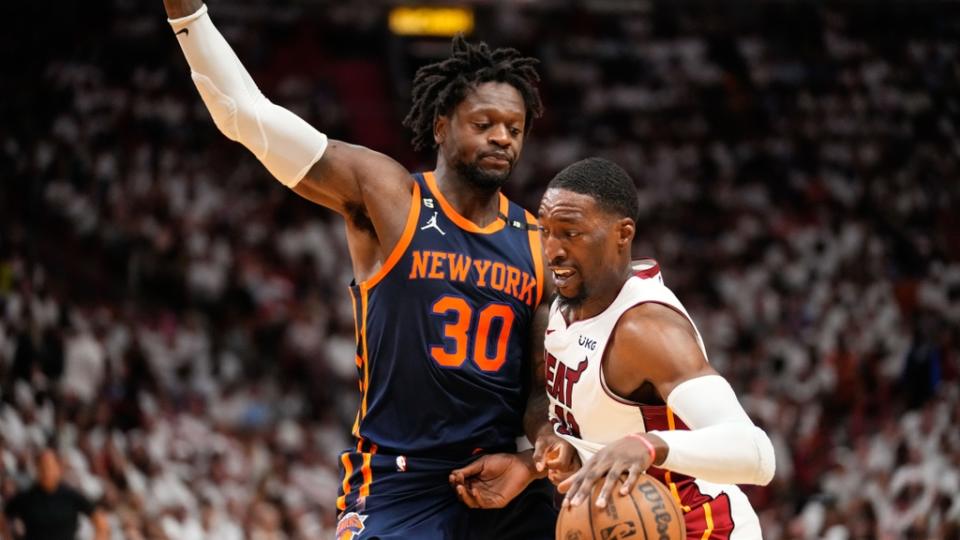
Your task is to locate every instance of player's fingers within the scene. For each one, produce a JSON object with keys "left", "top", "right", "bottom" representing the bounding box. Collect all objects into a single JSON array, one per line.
[
  {"left": 549, "top": 467, "right": 575, "bottom": 486},
  {"left": 456, "top": 484, "right": 480, "bottom": 508},
  {"left": 558, "top": 470, "right": 582, "bottom": 499},
  {"left": 546, "top": 443, "right": 577, "bottom": 471},
  {"left": 569, "top": 476, "right": 594, "bottom": 508},
  {"left": 532, "top": 438, "right": 547, "bottom": 472},
  {"left": 595, "top": 466, "right": 622, "bottom": 508},
  {"left": 619, "top": 464, "right": 642, "bottom": 495},
  {"left": 450, "top": 458, "right": 484, "bottom": 480},
  {"left": 566, "top": 463, "right": 603, "bottom": 507},
  {"left": 471, "top": 486, "right": 501, "bottom": 509}
]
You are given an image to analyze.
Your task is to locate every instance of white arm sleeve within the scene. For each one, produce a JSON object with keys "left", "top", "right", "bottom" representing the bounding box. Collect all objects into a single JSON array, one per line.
[
  {"left": 168, "top": 4, "right": 328, "bottom": 187},
  {"left": 649, "top": 375, "right": 776, "bottom": 486}
]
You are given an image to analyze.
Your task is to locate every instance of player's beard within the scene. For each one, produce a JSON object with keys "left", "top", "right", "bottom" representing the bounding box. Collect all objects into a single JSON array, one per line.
[
  {"left": 557, "top": 283, "right": 589, "bottom": 309},
  {"left": 456, "top": 158, "right": 511, "bottom": 193}
]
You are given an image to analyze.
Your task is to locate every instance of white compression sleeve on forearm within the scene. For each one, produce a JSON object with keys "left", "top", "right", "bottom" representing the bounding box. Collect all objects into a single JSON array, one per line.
[
  {"left": 168, "top": 4, "right": 327, "bottom": 187},
  {"left": 649, "top": 375, "right": 775, "bottom": 486}
]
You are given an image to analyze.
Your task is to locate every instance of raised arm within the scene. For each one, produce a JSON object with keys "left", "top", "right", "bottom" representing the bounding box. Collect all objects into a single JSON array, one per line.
[
  {"left": 162, "top": 1, "right": 412, "bottom": 225},
  {"left": 561, "top": 302, "right": 776, "bottom": 507}
]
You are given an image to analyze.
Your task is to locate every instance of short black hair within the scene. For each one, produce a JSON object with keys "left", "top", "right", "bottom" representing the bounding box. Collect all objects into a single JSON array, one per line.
[
  {"left": 402, "top": 35, "right": 543, "bottom": 151},
  {"left": 547, "top": 158, "right": 640, "bottom": 221}
]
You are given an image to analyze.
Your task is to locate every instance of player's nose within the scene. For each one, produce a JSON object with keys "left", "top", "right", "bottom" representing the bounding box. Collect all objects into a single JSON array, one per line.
[
  {"left": 543, "top": 236, "right": 566, "bottom": 261},
  {"left": 487, "top": 124, "right": 511, "bottom": 147}
]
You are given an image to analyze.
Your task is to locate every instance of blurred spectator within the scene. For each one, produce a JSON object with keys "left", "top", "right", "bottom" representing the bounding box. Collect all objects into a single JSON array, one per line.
[{"left": 1, "top": 449, "right": 109, "bottom": 540}]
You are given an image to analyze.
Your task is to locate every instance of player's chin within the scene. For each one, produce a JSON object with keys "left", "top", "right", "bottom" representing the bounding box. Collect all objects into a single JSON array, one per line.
[
  {"left": 556, "top": 282, "right": 586, "bottom": 306},
  {"left": 478, "top": 165, "right": 511, "bottom": 184}
]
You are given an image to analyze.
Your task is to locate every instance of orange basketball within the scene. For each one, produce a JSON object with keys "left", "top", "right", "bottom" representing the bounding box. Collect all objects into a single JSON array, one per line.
[{"left": 556, "top": 474, "right": 686, "bottom": 540}]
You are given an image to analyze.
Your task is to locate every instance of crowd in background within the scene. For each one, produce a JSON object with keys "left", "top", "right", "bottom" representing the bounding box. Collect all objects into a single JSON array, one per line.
[{"left": 1, "top": 1, "right": 958, "bottom": 538}]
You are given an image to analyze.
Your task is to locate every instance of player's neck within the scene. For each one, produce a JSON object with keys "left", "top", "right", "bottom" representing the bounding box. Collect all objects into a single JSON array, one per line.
[{"left": 432, "top": 160, "right": 502, "bottom": 227}]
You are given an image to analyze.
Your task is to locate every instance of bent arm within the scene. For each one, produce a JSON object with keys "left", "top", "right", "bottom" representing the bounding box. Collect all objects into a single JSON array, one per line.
[
  {"left": 612, "top": 304, "right": 775, "bottom": 486},
  {"left": 524, "top": 249, "right": 558, "bottom": 445},
  {"left": 523, "top": 301, "right": 552, "bottom": 444},
  {"left": 163, "top": 1, "right": 411, "bottom": 218},
  {"left": 651, "top": 376, "right": 775, "bottom": 485}
]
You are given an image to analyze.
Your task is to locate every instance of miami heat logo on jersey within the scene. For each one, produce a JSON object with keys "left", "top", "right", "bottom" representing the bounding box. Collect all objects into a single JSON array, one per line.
[{"left": 545, "top": 352, "right": 587, "bottom": 437}]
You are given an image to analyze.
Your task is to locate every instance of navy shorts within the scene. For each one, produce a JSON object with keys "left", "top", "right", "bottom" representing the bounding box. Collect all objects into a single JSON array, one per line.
[{"left": 337, "top": 451, "right": 557, "bottom": 539}]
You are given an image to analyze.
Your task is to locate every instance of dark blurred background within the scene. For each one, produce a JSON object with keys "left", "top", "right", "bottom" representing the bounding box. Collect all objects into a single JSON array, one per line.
[{"left": 1, "top": 0, "right": 958, "bottom": 538}]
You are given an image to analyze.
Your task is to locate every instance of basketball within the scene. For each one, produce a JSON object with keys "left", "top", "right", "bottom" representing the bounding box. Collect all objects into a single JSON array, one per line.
[{"left": 556, "top": 474, "right": 686, "bottom": 540}]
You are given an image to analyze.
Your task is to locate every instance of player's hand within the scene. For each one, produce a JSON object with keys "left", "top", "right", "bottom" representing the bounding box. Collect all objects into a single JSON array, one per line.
[
  {"left": 558, "top": 434, "right": 661, "bottom": 509},
  {"left": 449, "top": 451, "right": 537, "bottom": 509},
  {"left": 532, "top": 432, "right": 581, "bottom": 485}
]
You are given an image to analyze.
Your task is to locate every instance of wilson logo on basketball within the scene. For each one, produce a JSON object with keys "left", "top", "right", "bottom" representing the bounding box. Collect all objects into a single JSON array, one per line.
[
  {"left": 556, "top": 475, "right": 685, "bottom": 540},
  {"left": 638, "top": 482, "right": 674, "bottom": 540}
]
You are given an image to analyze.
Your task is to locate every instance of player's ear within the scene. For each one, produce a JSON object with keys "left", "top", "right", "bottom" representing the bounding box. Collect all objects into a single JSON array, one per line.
[
  {"left": 616, "top": 218, "right": 635, "bottom": 252},
  {"left": 434, "top": 114, "right": 449, "bottom": 145}
]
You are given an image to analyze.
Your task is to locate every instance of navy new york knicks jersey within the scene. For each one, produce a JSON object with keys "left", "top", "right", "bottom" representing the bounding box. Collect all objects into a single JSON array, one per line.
[{"left": 337, "top": 171, "right": 544, "bottom": 516}]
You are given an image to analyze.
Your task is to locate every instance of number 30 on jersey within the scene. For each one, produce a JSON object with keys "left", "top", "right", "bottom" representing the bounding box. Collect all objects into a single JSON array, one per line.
[{"left": 430, "top": 295, "right": 515, "bottom": 372}]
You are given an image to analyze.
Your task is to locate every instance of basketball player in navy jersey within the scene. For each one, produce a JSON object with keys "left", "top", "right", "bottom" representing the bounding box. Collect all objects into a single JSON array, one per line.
[
  {"left": 454, "top": 158, "right": 775, "bottom": 539},
  {"left": 162, "top": 1, "right": 577, "bottom": 537}
]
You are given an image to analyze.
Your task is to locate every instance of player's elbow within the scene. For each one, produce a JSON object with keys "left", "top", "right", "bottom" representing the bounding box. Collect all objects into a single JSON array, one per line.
[{"left": 749, "top": 425, "right": 776, "bottom": 486}]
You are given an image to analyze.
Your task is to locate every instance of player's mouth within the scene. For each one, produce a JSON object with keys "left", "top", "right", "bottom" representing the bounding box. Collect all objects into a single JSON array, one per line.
[
  {"left": 479, "top": 152, "right": 512, "bottom": 168},
  {"left": 551, "top": 267, "right": 577, "bottom": 288}
]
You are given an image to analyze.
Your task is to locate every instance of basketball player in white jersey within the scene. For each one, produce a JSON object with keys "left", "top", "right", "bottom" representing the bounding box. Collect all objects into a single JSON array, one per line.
[{"left": 450, "top": 157, "right": 776, "bottom": 538}]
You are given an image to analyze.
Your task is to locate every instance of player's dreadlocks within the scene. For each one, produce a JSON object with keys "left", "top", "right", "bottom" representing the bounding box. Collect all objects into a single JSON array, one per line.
[{"left": 402, "top": 35, "right": 543, "bottom": 151}]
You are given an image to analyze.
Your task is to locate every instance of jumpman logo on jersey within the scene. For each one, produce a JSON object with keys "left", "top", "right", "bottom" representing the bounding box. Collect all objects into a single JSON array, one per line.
[{"left": 420, "top": 212, "right": 446, "bottom": 235}]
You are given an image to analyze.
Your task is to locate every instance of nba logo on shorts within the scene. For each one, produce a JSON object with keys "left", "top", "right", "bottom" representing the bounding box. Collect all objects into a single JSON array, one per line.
[
  {"left": 337, "top": 512, "right": 367, "bottom": 540},
  {"left": 396, "top": 455, "right": 407, "bottom": 472}
]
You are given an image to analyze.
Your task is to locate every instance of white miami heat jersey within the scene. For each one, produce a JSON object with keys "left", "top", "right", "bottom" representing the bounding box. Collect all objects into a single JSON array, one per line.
[{"left": 544, "top": 259, "right": 763, "bottom": 540}]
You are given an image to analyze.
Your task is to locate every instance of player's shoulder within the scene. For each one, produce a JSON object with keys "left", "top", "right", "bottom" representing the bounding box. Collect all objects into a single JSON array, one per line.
[{"left": 615, "top": 301, "right": 698, "bottom": 352}]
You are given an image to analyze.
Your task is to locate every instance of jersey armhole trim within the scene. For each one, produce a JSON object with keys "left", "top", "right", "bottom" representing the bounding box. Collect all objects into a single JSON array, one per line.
[
  {"left": 360, "top": 181, "right": 421, "bottom": 291},
  {"left": 524, "top": 210, "right": 544, "bottom": 307}
]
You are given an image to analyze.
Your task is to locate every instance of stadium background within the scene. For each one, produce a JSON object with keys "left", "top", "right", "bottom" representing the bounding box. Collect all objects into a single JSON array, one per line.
[{"left": 2, "top": 0, "right": 958, "bottom": 538}]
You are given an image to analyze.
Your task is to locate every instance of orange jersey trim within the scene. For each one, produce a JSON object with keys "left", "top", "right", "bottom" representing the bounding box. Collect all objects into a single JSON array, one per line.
[
  {"left": 361, "top": 182, "right": 422, "bottom": 290},
  {"left": 351, "top": 181, "right": 420, "bottom": 442},
  {"left": 424, "top": 171, "right": 508, "bottom": 234},
  {"left": 337, "top": 453, "right": 354, "bottom": 511},
  {"left": 524, "top": 210, "right": 544, "bottom": 307},
  {"left": 663, "top": 407, "right": 693, "bottom": 512},
  {"left": 699, "top": 502, "right": 715, "bottom": 540},
  {"left": 359, "top": 445, "right": 377, "bottom": 498},
  {"left": 350, "top": 290, "right": 362, "bottom": 438},
  {"left": 350, "top": 287, "right": 360, "bottom": 343},
  {"left": 358, "top": 286, "right": 371, "bottom": 420}
]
